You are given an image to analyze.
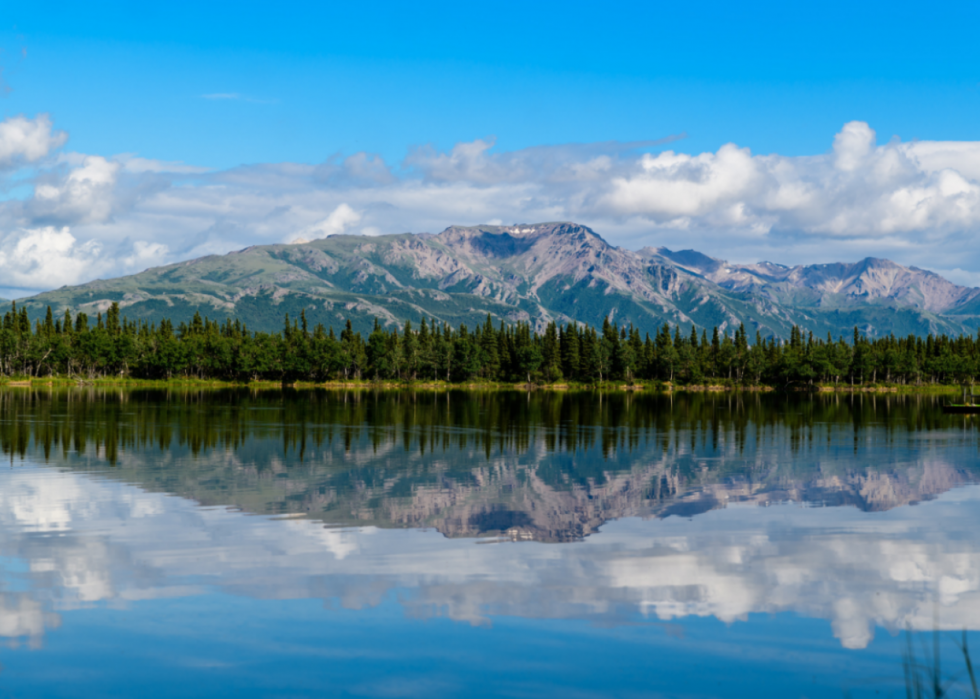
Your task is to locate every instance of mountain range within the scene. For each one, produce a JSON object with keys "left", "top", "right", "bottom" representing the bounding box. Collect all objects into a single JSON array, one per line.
[{"left": 16, "top": 221, "right": 980, "bottom": 339}]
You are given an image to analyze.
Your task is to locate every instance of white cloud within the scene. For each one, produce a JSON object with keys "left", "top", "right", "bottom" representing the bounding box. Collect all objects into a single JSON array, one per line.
[
  {"left": 603, "top": 144, "right": 762, "bottom": 221},
  {"left": 832, "top": 120, "right": 876, "bottom": 172},
  {"left": 0, "top": 114, "right": 67, "bottom": 170},
  {"left": 7, "top": 121, "right": 980, "bottom": 293},
  {"left": 312, "top": 152, "right": 395, "bottom": 187},
  {"left": 286, "top": 203, "right": 361, "bottom": 243},
  {"left": 597, "top": 122, "right": 980, "bottom": 243},
  {"left": 7, "top": 456, "right": 980, "bottom": 651},
  {"left": 406, "top": 137, "right": 503, "bottom": 184},
  {"left": 121, "top": 240, "right": 170, "bottom": 270},
  {"left": 339, "top": 153, "right": 394, "bottom": 185},
  {"left": 0, "top": 226, "right": 104, "bottom": 289},
  {"left": 29, "top": 155, "right": 120, "bottom": 224}
]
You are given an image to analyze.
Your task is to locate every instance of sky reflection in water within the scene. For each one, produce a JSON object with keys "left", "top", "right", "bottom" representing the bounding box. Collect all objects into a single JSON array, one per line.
[{"left": 0, "top": 389, "right": 977, "bottom": 698}]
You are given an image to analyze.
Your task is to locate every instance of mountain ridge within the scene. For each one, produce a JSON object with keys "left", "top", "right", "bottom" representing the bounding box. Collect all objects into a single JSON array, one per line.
[
  {"left": 648, "top": 246, "right": 980, "bottom": 314},
  {"left": 15, "top": 221, "right": 980, "bottom": 339}
]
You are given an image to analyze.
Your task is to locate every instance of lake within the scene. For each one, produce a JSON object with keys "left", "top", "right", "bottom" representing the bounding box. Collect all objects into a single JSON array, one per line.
[{"left": 0, "top": 388, "right": 978, "bottom": 698}]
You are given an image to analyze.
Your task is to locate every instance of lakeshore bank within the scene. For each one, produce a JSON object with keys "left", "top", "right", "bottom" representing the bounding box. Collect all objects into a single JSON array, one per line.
[{"left": 0, "top": 377, "right": 960, "bottom": 394}]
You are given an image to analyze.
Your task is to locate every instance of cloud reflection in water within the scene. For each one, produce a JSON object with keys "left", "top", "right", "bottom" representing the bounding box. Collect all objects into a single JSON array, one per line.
[{"left": 1, "top": 462, "right": 978, "bottom": 650}]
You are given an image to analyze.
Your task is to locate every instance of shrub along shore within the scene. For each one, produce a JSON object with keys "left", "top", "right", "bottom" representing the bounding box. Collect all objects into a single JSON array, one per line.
[
  {"left": 1, "top": 301, "right": 978, "bottom": 390},
  {"left": 0, "top": 379, "right": 953, "bottom": 395}
]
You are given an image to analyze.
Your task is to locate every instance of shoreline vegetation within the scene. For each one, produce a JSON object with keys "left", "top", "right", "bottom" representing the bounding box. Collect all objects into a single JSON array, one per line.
[
  {"left": 1, "top": 301, "right": 979, "bottom": 392},
  {"left": 0, "top": 376, "right": 958, "bottom": 393}
]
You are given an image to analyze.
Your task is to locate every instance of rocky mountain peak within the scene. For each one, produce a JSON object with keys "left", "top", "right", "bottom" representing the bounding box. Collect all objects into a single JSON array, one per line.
[
  {"left": 437, "top": 221, "right": 607, "bottom": 248},
  {"left": 638, "top": 248, "right": 980, "bottom": 314},
  {"left": 14, "top": 220, "right": 980, "bottom": 340}
]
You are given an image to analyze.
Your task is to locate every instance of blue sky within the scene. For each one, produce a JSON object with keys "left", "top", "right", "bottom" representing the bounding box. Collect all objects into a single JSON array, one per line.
[
  {"left": 2, "top": 0, "right": 980, "bottom": 296},
  {"left": 5, "top": 0, "right": 980, "bottom": 167}
]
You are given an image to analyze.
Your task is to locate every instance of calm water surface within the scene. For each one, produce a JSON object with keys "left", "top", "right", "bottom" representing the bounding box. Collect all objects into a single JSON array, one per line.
[{"left": 0, "top": 389, "right": 978, "bottom": 698}]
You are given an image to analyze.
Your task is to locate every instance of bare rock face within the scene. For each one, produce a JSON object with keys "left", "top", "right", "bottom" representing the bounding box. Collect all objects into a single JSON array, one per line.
[
  {"left": 646, "top": 247, "right": 980, "bottom": 314},
  {"left": 433, "top": 223, "right": 680, "bottom": 303},
  {"left": 17, "top": 221, "right": 980, "bottom": 339}
]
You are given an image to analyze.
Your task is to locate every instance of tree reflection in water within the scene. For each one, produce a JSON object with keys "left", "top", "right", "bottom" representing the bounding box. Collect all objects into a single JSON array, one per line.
[{"left": 0, "top": 387, "right": 977, "bottom": 654}]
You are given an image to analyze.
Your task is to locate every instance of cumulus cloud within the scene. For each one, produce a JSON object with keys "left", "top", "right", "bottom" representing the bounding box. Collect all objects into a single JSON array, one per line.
[
  {"left": 28, "top": 155, "right": 120, "bottom": 224},
  {"left": 7, "top": 121, "right": 980, "bottom": 293},
  {"left": 0, "top": 226, "right": 104, "bottom": 289},
  {"left": 0, "top": 114, "right": 67, "bottom": 170},
  {"left": 7, "top": 452, "right": 980, "bottom": 651},
  {"left": 403, "top": 135, "right": 683, "bottom": 185},
  {"left": 406, "top": 137, "right": 503, "bottom": 184},
  {"left": 595, "top": 122, "right": 980, "bottom": 243},
  {"left": 602, "top": 144, "right": 764, "bottom": 225},
  {"left": 287, "top": 203, "right": 361, "bottom": 243},
  {"left": 313, "top": 152, "right": 394, "bottom": 186},
  {"left": 833, "top": 121, "right": 876, "bottom": 172},
  {"left": 121, "top": 240, "right": 170, "bottom": 270}
]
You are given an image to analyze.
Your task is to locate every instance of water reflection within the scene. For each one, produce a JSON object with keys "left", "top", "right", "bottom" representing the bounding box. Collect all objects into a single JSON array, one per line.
[{"left": 0, "top": 388, "right": 977, "bottom": 655}]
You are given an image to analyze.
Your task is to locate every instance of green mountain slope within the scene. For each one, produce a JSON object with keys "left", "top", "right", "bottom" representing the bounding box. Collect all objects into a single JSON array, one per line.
[{"left": 15, "top": 222, "right": 980, "bottom": 338}]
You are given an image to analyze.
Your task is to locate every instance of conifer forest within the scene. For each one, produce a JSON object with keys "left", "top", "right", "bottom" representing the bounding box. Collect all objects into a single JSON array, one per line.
[{"left": 3, "top": 301, "right": 980, "bottom": 387}]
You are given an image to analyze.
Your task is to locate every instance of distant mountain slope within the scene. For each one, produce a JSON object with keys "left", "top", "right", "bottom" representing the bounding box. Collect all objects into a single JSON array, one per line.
[
  {"left": 647, "top": 247, "right": 980, "bottom": 313},
  {"left": 16, "top": 222, "right": 980, "bottom": 338}
]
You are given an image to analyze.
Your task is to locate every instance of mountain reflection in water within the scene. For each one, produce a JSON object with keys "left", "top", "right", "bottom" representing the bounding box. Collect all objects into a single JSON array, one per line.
[{"left": 0, "top": 388, "right": 978, "bottom": 654}]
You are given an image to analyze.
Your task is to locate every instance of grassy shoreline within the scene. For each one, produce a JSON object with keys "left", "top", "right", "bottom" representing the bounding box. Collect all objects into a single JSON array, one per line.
[{"left": 0, "top": 376, "right": 963, "bottom": 394}]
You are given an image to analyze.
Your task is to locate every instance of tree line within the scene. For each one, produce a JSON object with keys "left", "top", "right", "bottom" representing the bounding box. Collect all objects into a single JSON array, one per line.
[{"left": 3, "top": 301, "right": 980, "bottom": 386}]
